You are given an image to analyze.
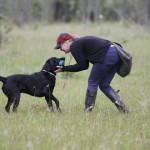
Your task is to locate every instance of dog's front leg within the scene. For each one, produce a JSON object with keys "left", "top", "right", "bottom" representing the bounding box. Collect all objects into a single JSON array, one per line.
[
  {"left": 51, "top": 95, "right": 61, "bottom": 112},
  {"left": 45, "top": 96, "right": 54, "bottom": 112}
]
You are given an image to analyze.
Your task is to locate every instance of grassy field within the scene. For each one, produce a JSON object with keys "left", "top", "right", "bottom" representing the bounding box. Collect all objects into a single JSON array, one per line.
[{"left": 0, "top": 22, "right": 150, "bottom": 150}]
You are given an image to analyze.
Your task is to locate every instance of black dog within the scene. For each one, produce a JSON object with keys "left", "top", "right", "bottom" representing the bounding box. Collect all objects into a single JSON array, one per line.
[{"left": 0, "top": 57, "right": 64, "bottom": 113}]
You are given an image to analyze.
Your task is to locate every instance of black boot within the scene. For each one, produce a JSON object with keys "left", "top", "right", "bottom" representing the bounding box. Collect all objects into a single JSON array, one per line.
[
  {"left": 84, "top": 89, "right": 97, "bottom": 112},
  {"left": 106, "top": 89, "right": 129, "bottom": 113}
]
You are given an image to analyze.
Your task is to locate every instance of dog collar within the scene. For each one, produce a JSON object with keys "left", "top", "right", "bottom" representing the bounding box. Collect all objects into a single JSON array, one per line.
[{"left": 42, "top": 70, "right": 56, "bottom": 77}]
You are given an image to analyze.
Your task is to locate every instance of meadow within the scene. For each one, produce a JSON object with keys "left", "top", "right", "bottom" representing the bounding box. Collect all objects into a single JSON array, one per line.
[{"left": 0, "top": 22, "right": 150, "bottom": 150}]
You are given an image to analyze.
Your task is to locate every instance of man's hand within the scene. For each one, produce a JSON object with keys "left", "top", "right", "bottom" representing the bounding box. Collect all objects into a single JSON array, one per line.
[{"left": 55, "top": 66, "right": 63, "bottom": 73}]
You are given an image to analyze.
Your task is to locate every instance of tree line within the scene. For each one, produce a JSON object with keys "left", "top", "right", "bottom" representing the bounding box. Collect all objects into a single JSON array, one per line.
[{"left": 0, "top": 0, "right": 150, "bottom": 26}]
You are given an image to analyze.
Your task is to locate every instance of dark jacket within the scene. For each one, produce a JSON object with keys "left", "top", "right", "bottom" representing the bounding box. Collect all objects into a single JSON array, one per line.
[{"left": 63, "top": 36, "right": 112, "bottom": 72}]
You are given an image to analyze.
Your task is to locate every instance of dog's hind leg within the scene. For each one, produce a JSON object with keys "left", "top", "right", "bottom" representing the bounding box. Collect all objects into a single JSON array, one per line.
[
  {"left": 51, "top": 95, "right": 61, "bottom": 112},
  {"left": 12, "top": 93, "right": 20, "bottom": 112},
  {"left": 5, "top": 97, "right": 13, "bottom": 113},
  {"left": 45, "top": 96, "right": 54, "bottom": 112}
]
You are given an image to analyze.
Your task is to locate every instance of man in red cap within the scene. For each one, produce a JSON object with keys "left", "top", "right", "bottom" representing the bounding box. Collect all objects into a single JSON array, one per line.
[{"left": 54, "top": 33, "right": 129, "bottom": 113}]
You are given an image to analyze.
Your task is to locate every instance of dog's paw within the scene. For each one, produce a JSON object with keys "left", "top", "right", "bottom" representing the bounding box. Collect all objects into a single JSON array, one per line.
[
  {"left": 84, "top": 106, "right": 93, "bottom": 113},
  {"left": 49, "top": 107, "right": 54, "bottom": 112},
  {"left": 57, "top": 108, "right": 62, "bottom": 112},
  {"left": 5, "top": 107, "right": 10, "bottom": 113},
  {"left": 5, "top": 109, "right": 10, "bottom": 113}
]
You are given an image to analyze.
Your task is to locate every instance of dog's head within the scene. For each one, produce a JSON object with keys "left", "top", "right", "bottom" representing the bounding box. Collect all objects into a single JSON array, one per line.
[{"left": 42, "top": 57, "right": 65, "bottom": 74}]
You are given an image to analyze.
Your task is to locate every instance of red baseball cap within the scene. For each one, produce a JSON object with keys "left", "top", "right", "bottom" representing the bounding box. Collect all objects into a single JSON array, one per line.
[{"left": 54, "top": 33, "right": 73, "bottom": 49}]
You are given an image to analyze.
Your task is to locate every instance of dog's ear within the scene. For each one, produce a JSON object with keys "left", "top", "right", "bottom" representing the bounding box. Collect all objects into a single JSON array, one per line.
[
  {"left": 42, "top": 58, "right": 57, "bottom": 72},
  {"left": 42, "top": 59, "right": 52, "bottom": 72}
]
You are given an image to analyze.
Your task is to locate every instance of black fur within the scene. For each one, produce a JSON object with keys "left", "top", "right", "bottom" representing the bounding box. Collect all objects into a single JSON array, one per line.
[{"left": 0, "top": 57, "right": 63, "bottom": 113}]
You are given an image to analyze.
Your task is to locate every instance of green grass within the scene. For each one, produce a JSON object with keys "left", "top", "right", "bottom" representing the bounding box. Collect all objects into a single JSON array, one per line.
[{"left": 0, "top": 22, "right": 150, "bottom": 150}]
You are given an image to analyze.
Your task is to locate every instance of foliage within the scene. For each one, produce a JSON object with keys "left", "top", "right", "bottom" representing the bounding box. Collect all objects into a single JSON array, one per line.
[
  {"left": 0, "top": 15, "right": 13, "bottom": 48},
  {"left": 0, "top": 23, "right": 150, "bottom": 150},
  {"left": 0, "top": 0, "right": 150, "bottom": 25}
]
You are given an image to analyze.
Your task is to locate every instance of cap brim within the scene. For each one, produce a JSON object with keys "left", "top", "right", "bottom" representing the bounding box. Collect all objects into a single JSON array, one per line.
[{"left": 54, "top": 44, "right": 61, "bottom": 49}]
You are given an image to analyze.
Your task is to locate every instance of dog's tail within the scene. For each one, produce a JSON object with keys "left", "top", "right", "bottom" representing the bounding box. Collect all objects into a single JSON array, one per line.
[{"left": 0, "top": 76, "right": 6, "bottom": 83}]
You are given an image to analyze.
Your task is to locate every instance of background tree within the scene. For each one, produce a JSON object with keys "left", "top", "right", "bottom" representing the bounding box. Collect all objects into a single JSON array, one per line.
[{"left": 0, "top": 0, "right": 149, "bottom": 26}]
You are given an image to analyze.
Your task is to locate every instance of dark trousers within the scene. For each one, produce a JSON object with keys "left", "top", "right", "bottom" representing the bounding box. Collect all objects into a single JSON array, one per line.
[{"left": 88, "top": 45, "right": 121, "bottom": 94}]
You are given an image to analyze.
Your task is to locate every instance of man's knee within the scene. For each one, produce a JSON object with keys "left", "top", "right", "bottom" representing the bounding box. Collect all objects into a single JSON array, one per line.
[{"left": 99, "top": 85, "right": 111, "bottom": 94}]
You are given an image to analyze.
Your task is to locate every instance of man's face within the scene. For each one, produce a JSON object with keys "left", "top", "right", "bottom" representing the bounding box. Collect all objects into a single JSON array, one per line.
[{"left": 60, "top": 40, "right": 71, "bottom": 54}]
